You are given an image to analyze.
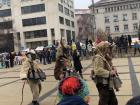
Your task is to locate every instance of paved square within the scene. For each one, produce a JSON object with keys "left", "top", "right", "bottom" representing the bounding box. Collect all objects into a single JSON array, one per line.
[{"left": 0, "top": 57, "right": 140, "bottom": 105}]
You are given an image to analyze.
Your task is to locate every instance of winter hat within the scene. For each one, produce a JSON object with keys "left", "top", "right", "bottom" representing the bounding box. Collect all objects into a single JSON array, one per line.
[{"left": 59, "top": 77, "right": 82, "bottom": 96}]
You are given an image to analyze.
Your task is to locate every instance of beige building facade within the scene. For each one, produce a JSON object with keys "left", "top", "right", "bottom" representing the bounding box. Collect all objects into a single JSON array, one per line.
[
  {"left": 92, "top": 0, "right": 140, "bottom": 38},
  {"left": 0, "top": 0, "right": 75, "bottom": 51}
]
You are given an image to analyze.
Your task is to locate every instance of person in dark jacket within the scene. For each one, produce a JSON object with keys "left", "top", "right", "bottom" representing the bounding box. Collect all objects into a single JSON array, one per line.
[
  {"left": 51, "top": 45, "right": 56, "bottom": 61},
  {"left": 42, "top": 48, "right": 46, "bottom": 65},
  {"left": 72, "top": 49, "right": 83, "bottom": 78},
  {"left": 126, "top": 96, "right": 140, "bottom": 105},
  {"left": 5, "top": 54, "right": 10, "bottom": 68},
  {"left": 46, "top": 48, "right": 51, "bottom": 64},
  {"left": 38, "top": 51, "right": 42, "bottom": 63},
  {"left": 128, "top": 35, "right": 132, "bottom": 47},
  {"left": 9, "top": 52, "right": 15, "bottom": 67},
  {"left": 76, "top": 42, "right": 82, "bottom": 56},
  {"left": 134, "top": 41, "right": 140, "bottom": 56}
]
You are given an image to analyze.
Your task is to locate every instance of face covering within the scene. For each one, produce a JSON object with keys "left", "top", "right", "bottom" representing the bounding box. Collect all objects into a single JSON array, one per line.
[
  {"left": 27, "top": 54, "right": 32, "bottom": 60},
  {"left": 27, "top": 53, "right": 36, "bottom": 61}
]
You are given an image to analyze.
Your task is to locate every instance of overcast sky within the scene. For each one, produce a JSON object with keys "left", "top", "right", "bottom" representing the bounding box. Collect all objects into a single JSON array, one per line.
[{"left": 74, "top": 0, "right": 100, "bottom": 9}]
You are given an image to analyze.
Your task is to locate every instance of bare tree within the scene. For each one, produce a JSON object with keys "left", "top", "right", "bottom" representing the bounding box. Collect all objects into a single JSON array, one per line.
[{"left": 77, "top": 14, "right": 93, "bottom": 41}]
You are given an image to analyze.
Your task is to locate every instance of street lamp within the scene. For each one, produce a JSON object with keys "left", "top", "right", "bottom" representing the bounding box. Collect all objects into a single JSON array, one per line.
[
  {"left": 91, "top": 0, "right": 96, "bottom": 41},
  {"left": 138, "top": 22, "right": 140, "bottom": 40},
  {"left": 91, "top": 0, "right": 94, "bottom": 12}
]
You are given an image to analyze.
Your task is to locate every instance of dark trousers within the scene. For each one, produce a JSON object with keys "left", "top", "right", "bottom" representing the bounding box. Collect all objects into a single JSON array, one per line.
[
  {"left": 39, "top": 57, "right": 42, "bottom": 63},
  {"left": 46, "top": 56, "right": 51, "bottom": 64},
  {"left": 43, "top": 57, "right": 46, "bottom": 65},
  {"left": 96, "top": 84, "right": 118, "bottom": 105},
  {"left": 5, "top": 61, "right": 9, "bottom": 68},
  {"left": 134, "top": 48, "right": 140, "bottom": 55},
  {"left": 10, "top": 60, "right": 14, "bottom": 67},
  {"left": 76, "top": 69, "right": 83, "bottom": 78}
]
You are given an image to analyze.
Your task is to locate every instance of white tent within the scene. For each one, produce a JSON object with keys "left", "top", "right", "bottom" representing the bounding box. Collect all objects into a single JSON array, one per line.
[
  {"left": 22, "top": 48, "right": 30, "bottom": 52},
  {"left": 35, "top": 46, "right": 44, "bottom": 51}
]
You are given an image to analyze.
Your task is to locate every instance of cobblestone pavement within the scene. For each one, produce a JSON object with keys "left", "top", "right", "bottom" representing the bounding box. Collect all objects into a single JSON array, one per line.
[{"left": 0, "top": 57, "right": 140, "bottom": 105}]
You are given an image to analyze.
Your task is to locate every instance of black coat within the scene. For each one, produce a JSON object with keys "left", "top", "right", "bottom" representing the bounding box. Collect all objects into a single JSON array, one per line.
[{"left": 72, "top": 52, "right": 83, "bottom": 71}]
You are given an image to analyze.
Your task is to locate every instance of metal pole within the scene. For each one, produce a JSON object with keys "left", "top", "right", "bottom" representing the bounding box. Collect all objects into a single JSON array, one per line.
[
  {"left": 92, "top": 0, "right": 94, "bottom": 11},
  {"left": 138, "top": 22, "right": 140, "bottom": 40},
  {"left": 91, "top": 0, "right": 95, "bottom": 41}
]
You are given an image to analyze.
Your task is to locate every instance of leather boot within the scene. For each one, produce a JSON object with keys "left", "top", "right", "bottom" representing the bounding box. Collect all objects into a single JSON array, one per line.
[{"left": 32, "top": 101, "right": 40, "bottom": 105}]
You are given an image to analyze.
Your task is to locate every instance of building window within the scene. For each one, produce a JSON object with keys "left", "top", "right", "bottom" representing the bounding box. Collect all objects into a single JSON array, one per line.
[
  {"left": 52, "top": 40, "right": 55, "bottom": 45},
  {"left": 105, "top": 8, "right": 107, "bottom": 12},
  {"left": 51, "top": 28, "right": 55, "bottom": 37},
  {"left": 21, "top": 4, "right": 45, "bottom": 14},
  {"left": 70, "top": 1, "right": 74, "bottom": 8},
  {"left": 79, "top": 27, "right": 82, "bottom": 32},
  {"left": 0, "top": 21, "right": 13, "bottom": 29},
  {"left": 26, "top": 41, "right": 48, "bottom": 49},
  {"left": 66, "top": 30, "right": 71, "bottom": 43},
  {"left": 114, "top": 26, "right": 119, "bottom": 32},
  {"left": 126, "top": 5, "right": 129, "bottom": 9},
  {"left": 114, "top": 6, "right": 116, "bottom": 11},
  {"left": 136, "top": 4, "right": 138, "bottom": 8},
  {"left": 17, "top": 32, "right": 20, "bottom": 40},
  {"left": 65, "top": 19, "right": 70, "bottom": 26},
  {"left": 72, "top": 31, "right": 75, "bottom": 41},
  {"left": 130, "top": 4, "right": 132, "bottom": 9},
  {"left": 124, "top": 24, "right": 128, "bottom": 31},
  {"left": 120, "top": 6, "right": 122, "bottom": 10},
  {"left": 96, "top": 9, "right": 99, "bottom": 13},
  {"left": 117, "top": 6, "right": 119, "bottom": 11},
  {"left": 105, "top": 16, "right": 110, "bottom": 23},
  {"left": 123, "top": 14, "right": 128, "bottom": 21},
  {"left": 0, "top": 9, "right": 11, "bottom": 17},
  {"left": 132, "top": 13, "right": 137, "bottom": 20},
  {"left": 133, "top": 23, "right": 138, "bottom": 31},
  {"left": 64, "top": 7, "right": 70, "bottom": 16},
  {"left": 22, "top": 17, "right": 46, "bottom": 26},
  {"left": 111, "top": 7, "right": 113, "bottom": 12},
  {"left": 58, "top": 4, "right": 63, "bottom": 13},
  {"left": 130, "top": 4, "right": 137, "bottom": 9},
  {"left": 60, "top": 0, "right": 63, "bottom": 3},
  {"left": 24, "top": 29, "right": 47, "bottom": 39},
  {"left": 60, "top": 29, "right": 65, "bottom": 37},
  {"left": 21, "top": 0, "right": 35, "bottom": 2},
  {"left": 71, "top": 21, "right": 75, "bottom": 27},
  {"left": 105, "top": 26, "right": 110, "bottom": 32},
  {"left": 63, "top": 0, "right": 65, "bottom": 4},
  {"left": 71, "top": 11, "right": 74, "bottom": 17},
  {"left": 123, "top": 5, "right": 126, "bottom": 10},
  {"left": 59, "top": 16, "right": 64, "bottom": 24},
  {"left": 113, "top": 15, "right": 119, "bottom": 22},
  {"left": 108, "top": 8, "right": 110, "bottom": 12},
  {"left": 0, "top": 0, "right": 10, "bottom": 6}
]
